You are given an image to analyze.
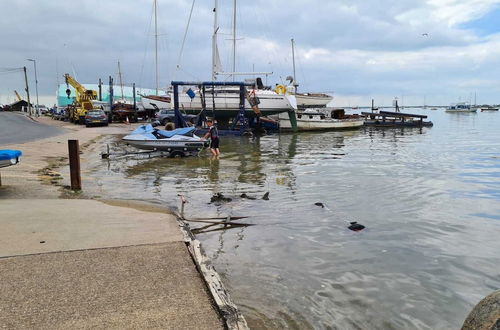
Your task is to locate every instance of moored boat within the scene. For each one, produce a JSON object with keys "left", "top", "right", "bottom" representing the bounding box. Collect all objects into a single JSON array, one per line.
[
  {"left": 445, "top": 102, "right": 477, "bottom": 113},
  {"left": 279, "top": 108, "right": 364, "bottom": 131}
]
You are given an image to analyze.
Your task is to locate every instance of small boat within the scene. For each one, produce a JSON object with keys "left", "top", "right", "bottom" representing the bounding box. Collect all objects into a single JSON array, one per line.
[
  {"left": 430, "top": 107, "right": 438, "bottom": 110},
  {"left": 480, "top": 106, "right": 499, "bottom": 112},
  {"left": 279, "top": 108, "right": 364, "bottom": 131},
  {"left": 0, "top": 150, "right": 22, "bottom": 168},
  {"left": 294, "top": 93, "right": 333, "bottom": 108},
  {"left": 122, "top": 124, "right": 208, "bottom": 157},
  {"left": 445, "top": 102, "right": 477, "bottom": 113}
]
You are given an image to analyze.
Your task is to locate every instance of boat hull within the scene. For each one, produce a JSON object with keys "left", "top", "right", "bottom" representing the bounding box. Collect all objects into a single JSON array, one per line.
[
  {"left": 279, "top": 114, "right": 364, "bottom": 131},
  {"left": 445, "top": 109, "right": 477, "bottom": 113},
  {"left": 295, "top": 94, "right": 333, "bottom": 108},
  {"left": 141, "top": 95, "right": 171, "bottom": 110},
  {"left": 123, "top": 138, "right": 208, "bottom": 151},
  {"left": 178, "top": 90, "right": 297, "bottom": 118}
]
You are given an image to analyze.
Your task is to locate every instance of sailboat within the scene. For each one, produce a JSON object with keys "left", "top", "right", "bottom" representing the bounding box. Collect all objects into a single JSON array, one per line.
[{"left": 176, "top": 0, "right": 297, "bottom": 119}]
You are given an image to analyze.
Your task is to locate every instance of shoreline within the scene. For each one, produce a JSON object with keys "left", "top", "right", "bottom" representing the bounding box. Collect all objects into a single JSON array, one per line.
[{"left": 0, "top": 113, "right": 247, "bottom": 329}]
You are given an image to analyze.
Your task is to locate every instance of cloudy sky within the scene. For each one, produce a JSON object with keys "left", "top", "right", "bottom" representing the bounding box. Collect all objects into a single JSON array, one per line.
[{"left": 1, "top": 0, "right": 500, "bottom": 107}]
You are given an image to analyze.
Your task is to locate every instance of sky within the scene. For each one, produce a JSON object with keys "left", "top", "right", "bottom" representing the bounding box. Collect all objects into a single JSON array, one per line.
[{"left": 1, "top": 0, "right": 500, "bottom": 107}]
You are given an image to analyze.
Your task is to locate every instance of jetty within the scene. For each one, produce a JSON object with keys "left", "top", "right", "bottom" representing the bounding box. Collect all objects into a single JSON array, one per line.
[{"left": 362, "top": 110, "right": 433, "bottom": 127}]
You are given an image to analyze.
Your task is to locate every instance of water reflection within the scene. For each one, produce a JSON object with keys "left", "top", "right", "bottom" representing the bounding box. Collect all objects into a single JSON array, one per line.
[{"left": 83, "top": 110, "right": 500, "bottom": 329}]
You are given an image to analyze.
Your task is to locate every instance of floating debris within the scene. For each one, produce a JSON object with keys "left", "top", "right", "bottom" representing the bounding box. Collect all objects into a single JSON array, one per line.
[
  {"left": 348, "top": 222, "right": 365, "bottom": 232},
  {"left": 314, "top": 202, "right": 325, "bottom": 208},
  {"left": 240, "top": 193, "right": 256, "bottom": 200},
  {"left": 210, "top": 192, "right": 232, "bottom": 203},
  {"left": 262, "top": 192, "right": 270, "bottom": 200}
]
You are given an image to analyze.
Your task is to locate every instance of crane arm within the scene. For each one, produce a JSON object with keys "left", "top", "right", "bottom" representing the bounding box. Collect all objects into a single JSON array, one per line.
[
  {"left": 14, "top": 90, "right": 22, "bottom": 101},
  {"left": 64, "top": 73, "right": 87, "bottom": 95}
]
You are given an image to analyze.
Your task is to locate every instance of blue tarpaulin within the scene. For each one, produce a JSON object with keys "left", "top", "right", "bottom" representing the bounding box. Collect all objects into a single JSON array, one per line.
[{"left": 0, "top": 150, "right": 22, "bottom": 161}]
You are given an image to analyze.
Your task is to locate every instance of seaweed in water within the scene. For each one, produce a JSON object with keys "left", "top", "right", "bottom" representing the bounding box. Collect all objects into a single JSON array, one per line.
[
  {"left": 240, "top": 193, "right": 257, "bottom": 200},
  {"left": 348, "top": 221, "right": 365, "bottom": 232},
  {"left": 210, "top": 193, "right": 232, "bottom": 203}
]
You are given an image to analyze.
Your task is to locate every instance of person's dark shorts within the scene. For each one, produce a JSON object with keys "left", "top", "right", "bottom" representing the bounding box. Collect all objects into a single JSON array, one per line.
[{"left": 210, "top": 137, "right": 220, "bottom": 149}]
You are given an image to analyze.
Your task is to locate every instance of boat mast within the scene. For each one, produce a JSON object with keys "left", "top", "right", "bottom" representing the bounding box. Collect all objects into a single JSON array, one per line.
[
  {"left": 291, "top": 38, "right": 298, "bottom": 93},
  {"left": 154, "top": 0, "right": 159, "bottom": 95},
  {"left": 118, "top": 61, "right": 124, "bottom": 101},
  {"left": 232, "top": 0, "right": 237, "bottom": 81},
  {"left": 212, "top": 0, "right": 218, "bottom": 81}
]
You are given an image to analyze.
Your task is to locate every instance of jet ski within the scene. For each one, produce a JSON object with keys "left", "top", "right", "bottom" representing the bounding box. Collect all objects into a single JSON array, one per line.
[{"left": 122, "top": 124, "right": 208, "bottom": 156}]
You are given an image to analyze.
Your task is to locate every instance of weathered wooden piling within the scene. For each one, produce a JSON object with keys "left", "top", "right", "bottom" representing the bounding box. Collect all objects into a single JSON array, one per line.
[{"left": 68, "top": 140, "right": 81, "bottom": 190}]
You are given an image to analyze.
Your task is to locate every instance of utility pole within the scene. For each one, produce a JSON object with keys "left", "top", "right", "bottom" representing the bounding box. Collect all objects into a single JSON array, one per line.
[
  {"left": 27, "top": 59, "right": 39, "bottom": 116},
  {"left": 23, "top": 66, "right": 32, "bottom": 115}
]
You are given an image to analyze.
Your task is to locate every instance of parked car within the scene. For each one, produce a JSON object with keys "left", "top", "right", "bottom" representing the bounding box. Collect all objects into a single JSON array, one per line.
[
  {"left": 155, "top": 109, "right": 197, "bottom": 126},
  {"left": 84, "top": 110, "right": 109, "bottom": 127}
]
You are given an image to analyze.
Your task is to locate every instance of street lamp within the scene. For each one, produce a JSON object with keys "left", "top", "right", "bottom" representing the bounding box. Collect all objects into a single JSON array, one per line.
[{"left": 27, "top": 59, "right": 39, "bottom": 116}]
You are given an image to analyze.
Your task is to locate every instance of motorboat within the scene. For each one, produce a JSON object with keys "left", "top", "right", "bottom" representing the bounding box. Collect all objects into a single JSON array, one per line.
[
  {"left": 446, "top": 103, "right": 477, "bottom": 113},
  {"left": 278, "top": 108, "right": 364, "bottom": 131},
  {"left": 0, "top": 150, "right": 22, "bottom": 168},
  {"left": 122, "top": 124, "right": 208, "bottom": 156}
]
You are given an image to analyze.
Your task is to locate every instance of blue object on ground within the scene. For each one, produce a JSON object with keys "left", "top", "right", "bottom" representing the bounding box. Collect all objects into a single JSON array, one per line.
[{"left": 0, "top": 150, "right": 22, "bottom": 161}]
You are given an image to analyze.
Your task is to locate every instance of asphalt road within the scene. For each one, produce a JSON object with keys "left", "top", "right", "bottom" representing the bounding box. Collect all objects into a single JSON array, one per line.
[{"left": 0, "top": 112, "right": 64, "bottom": 146}]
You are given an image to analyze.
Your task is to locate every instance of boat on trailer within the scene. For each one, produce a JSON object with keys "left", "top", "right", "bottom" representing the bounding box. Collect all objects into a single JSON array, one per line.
[
  {"left": 0, "top": 150, "right": 22, "bottom": 168},
  {"left": 122, "top": 124, "right": 208, "bottom": 157}
]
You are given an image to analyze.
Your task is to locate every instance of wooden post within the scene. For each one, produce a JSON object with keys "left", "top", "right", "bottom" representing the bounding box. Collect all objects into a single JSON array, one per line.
[{"left": 68, "top": 140, "right": 81, "bottom": 190}]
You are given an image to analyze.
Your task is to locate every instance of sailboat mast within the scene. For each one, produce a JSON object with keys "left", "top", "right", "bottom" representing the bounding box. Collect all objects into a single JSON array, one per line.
[
  {"left": 232, "top": 0, "right": 237, "bottom": 81},
  {"left": 291, "top": 38, "right": 297, "bottom": 92},
  {"left": 154, "top": 0, "right": 159, "bottom": 95},
  {"left": 212, "top": 0, "right": 218, "bottom": 81}
]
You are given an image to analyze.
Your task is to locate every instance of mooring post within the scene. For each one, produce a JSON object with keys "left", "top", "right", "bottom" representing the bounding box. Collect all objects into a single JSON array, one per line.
[{"left": 68, "top": 140, "right": 81, "bottom": 190}]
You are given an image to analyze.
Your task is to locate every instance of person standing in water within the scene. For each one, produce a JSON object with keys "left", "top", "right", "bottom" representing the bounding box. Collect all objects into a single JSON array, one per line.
[{"left": 203, "top": 119, "right": 220, "bottom": 157}]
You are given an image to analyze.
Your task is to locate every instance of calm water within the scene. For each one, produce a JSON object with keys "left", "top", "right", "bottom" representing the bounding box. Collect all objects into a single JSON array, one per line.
[{"left": 84, "top": 109, "right": 500, "bottom": 329}]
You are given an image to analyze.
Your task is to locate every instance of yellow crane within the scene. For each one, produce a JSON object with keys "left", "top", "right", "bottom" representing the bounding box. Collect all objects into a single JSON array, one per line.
[
  {"left": 14, "top": 90, "right": 23, "bottom": 102},
  {"left": 64, "top": 73, "right": 99, "bottom": 124}
]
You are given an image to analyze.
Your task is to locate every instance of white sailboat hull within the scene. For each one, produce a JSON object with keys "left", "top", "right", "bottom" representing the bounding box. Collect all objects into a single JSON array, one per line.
[
  {"left": 295, "top": 94, "right": 333, "bottom": 107},
  {"left": 141, "top": 95, "right": 171, "bottom": 110},
  {"left": 178, "top": 89, "right": 297, "bottom": 118}
]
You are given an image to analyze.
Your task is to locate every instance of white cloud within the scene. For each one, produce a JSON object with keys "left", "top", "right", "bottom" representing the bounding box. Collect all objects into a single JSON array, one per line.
[{"left": 2, "top": 0, "right": 500, "bottom": 106}]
